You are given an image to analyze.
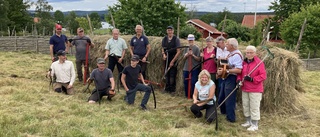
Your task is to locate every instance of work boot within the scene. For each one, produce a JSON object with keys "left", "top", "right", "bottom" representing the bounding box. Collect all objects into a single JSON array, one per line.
[{"left": 78, "top": 77, "right": 83, "bottom": 82}]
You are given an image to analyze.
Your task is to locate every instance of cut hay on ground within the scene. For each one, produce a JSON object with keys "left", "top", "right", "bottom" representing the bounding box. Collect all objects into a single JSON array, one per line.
[{"left": 90, "top": 35, "right": 303, "bottom": 113}]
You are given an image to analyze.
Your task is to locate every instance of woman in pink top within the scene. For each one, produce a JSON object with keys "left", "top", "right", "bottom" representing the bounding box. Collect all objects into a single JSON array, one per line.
[
  {"left": 238, "top": 45, "right": 267, "bottom": 131},
  {"left": 200, "top": 36, "right": 217, "bottom": 82}
]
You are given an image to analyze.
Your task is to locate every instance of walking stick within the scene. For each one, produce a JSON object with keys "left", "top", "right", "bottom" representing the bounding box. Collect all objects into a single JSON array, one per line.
[
  {"left": 206, "top": 46, "right": 274, "bottom": 123},
  {"left": 83, "top": 42, "right": 90, "bottom": 85}
]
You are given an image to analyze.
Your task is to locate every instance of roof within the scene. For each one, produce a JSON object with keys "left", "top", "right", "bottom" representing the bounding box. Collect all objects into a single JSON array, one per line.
[
  {"left": 242, "top": 15, "right": 274, "bottom": 28},
  {"left": 186, "top": 19, "right": 223, "bottom": 34}
]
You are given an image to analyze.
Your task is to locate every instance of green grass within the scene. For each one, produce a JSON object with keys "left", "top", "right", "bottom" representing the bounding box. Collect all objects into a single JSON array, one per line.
[{"left": 0, "top": 51, "right": 319, "bottom": 136}]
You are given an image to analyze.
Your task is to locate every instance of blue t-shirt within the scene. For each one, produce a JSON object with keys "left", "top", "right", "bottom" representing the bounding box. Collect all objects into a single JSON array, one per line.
[
  {"left": 130, "top": 35, "right": 149, "bottom": 56},
  {"left": 49, "top": 34, "right": 68, "bottom": 54},
  {"left": 195, "top": 80, "right": 215, "bottom": 105}
]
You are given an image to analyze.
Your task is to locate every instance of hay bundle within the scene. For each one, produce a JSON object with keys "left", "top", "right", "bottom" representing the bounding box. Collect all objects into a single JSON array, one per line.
[
  {"left": 257, "top": 46, "right": 304, "bottom": 113},
  {"left": 89, "top": 35, "right": 201, "bottom": 95}
]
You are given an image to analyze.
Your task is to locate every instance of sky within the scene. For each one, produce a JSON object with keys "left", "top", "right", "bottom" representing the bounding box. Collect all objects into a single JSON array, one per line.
[{"left": 29, "top": 0, "right": 275, "bottom": 13}]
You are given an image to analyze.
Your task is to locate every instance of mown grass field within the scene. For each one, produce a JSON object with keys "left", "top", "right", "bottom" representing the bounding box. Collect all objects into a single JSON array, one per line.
[{"left": 0, "top": 51, "right": 319, "bottom": 137}]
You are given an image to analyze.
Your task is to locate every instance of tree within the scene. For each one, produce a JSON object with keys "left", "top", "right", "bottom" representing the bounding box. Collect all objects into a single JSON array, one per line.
[
  {"left": 107, "top": 0, "right": 187, "bottom": 36},
  {"left": 215, "top": 8, "right": 234, "bottom": 25},
  {"left": 75, "top": 17, "right": 90, "bottom": 34},
  {"left": 280, "top": 3, "right": 320, "bottom": 58},
  {"left": 180, "top": 24, "right": 201, "bottom": 41},
  {"left": 269, "top": 0, "right": 317, "bottom": 21},
  {"left": 7, "top": 0, "right": 32, "bottom": 34},
  {"left": 199, "top": 13, "right": 215, "bottom": 24},
  {"left": 0, "top": 0, "right": 10, "bottom": 35},
  {"left": 65, "top": 11, "right": 79, "bottom": 35},
  {"left": 89, "top": 12, "right": 102, "bottom": 29},
  {"left": 54, "top": 10, "right": 65, "bottom": 24},
  {"left": 217, "top": 19, "right": 250, "bottom": 42},
  {"left": 33, "top": 0, "right": 54, "bottom": 35}
]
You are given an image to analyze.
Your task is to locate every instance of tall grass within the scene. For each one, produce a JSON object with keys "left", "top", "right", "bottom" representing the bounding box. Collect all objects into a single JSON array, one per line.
[{"left": 0, "top": 51, "right": 319, "bottom": 137}]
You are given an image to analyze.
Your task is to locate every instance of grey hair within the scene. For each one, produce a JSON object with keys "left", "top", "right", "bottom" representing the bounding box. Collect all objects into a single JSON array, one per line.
[
  {"left": 246, "top": 45, "right": 257, "bottom": 52},
  {"left": 135, "top": 25, "right": 143, "bottom": 30},
  {"left": 227, "top": 38, "right": 239, "bottom": 49},
  {"left": 112, "top": 28, "right": 119, "bottom": 33},
  {"left": 215, "top": 36, "right": 225, "bottom": 42}
]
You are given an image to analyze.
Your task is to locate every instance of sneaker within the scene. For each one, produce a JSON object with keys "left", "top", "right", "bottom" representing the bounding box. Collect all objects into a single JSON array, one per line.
[
  {"left": 140, "top": 104, "right": 148, "bottom": 111},
  {"left": 247, "top": 125, "right": 258, "bottom": 131},
  {"left": 241, "top": 121, "right": 251, "bottom": 127}
]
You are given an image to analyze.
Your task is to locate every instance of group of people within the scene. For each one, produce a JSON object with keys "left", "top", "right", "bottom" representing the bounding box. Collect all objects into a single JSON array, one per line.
[{"left": 48, "top": 24, "right": 267, "bottom": 131}]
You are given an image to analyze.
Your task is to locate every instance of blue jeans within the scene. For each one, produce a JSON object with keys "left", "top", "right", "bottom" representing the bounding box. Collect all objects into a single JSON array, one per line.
[
  {"left": 183, "top": 69, "right": 200, "bottom": 98},
  {"left": 218, "top": 75, "right": 237, "bottom": 122},
  {"left": 126, "top": 83, "right": 151, "bottom": 106}
]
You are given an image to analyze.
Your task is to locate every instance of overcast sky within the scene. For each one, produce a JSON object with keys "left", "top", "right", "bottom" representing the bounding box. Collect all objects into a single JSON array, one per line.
[{"left": 30, "top": 0, "right": 274, "bottom": 13}]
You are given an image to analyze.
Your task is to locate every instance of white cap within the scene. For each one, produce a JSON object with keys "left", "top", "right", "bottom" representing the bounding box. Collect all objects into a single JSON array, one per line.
[{"left": 187, "top": 34, "right": 195, "bottom": 41}]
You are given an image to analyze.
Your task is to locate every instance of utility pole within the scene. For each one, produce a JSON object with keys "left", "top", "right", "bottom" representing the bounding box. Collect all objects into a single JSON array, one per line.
[{"left": 254, "top": 0, "right": 257, "bottom": 26}]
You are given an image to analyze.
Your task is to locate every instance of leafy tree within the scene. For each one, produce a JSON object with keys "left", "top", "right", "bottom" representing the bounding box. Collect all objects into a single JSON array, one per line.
[
  {"left": 107, "top": 0, "right": 187, "bottom": 36},
  {"left": 0, "top": 0, "right": 10, "bottom": 34},
  {"left": 215, "top": 8, "right": 234, "bottom": 25},
  {"left": 180, "top": 24, "right": 201, "bottom": 41},
  {"left": 7, "top": 0, "right": 32, "bottom": 34},
  {"left": 33, "top": 0, "right": 54, "bottom": 35},
  {"left": 65, "top": 11, "right": 79, "bottom": 35},
  {"left": 75, "top": 17, "right": 90, "bottom": 34},
  {"left": 54, "top": 10, "right": 65, "bottom": 24},
  {"left": 89, "top": 12, "right": 102, "bottom": 29},
  {"left": 199, "top": 13, "right": 215, "bottom": 24},
  {"left": 269, "top": 0, "right": 317, "bottom": 21},
  {"left": 280, "top": 3, "right": 320, "bottom": 58},
  {"left": 249, "top": 23, "right": 263, "bottom": 46},
  {"left": 217, "top": 19, "right": 250, "bottom": 42}
]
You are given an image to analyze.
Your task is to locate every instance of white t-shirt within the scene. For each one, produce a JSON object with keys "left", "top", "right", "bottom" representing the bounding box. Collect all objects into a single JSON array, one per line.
[{"left": 195, "top": 80, "right": 215, "bottom": 105}]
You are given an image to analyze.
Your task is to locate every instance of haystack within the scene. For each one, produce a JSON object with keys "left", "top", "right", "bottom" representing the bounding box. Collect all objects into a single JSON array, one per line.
[
  {"left": 90, "top": 35, "right": 303, "bottom": 113},
  {"left": 257, "top": 46, "right": 304, "bottom": 113},
  {"left": 90, "top": 35, "right": 202, "bottom": 95}
]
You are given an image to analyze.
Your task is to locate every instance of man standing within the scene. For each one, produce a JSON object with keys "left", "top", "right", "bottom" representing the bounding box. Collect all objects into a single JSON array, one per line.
[
  {"left": 182, "top": 34, "right": 201, "bottom": 98},
  {"left": 50, "top": 50, "right": 76, "bottom": 95},
  {"left": 104, "top": 28, "right": 128, "bottom": 74},
  {"left": 121, "top": 55, "right": 151, "bottom": 110},
  {"left": 215, "top": 36, "right": 229, "bottom": 100},
  {"left": 129, "top": 25, "right": 151, "bottom": 78},
  {"left": 161, "top": 26, "right": 181, "bottom": 94},
  {"left": 49, "top": 24, "right": 70, "bottom": 62},
  {"left": 87, "top": 58, "right": 115, "bottom": 103},
  {"left": 71, "top": 28, "right": 94, "bottom": 82},
  {"left": 215, "top": 36, "right": 230, "bottom": 60},
  {"left": 217, "top": 38, "right": 243, "bottom": 123}
]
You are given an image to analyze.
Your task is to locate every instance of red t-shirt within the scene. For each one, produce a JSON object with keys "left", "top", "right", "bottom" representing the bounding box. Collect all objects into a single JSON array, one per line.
[{"left": 203, "top": 47, "right": 217, "bottom": 73}]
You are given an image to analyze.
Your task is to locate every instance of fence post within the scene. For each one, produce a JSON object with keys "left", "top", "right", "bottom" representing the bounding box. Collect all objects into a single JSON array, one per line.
[{"left": 14, "top": 35, "right": 17, "bottom": 51}]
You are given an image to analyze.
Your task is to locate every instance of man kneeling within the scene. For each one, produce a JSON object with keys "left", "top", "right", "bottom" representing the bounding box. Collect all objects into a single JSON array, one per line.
[{"left": 88, "top": 58, "right": 115, "bottom": 103}]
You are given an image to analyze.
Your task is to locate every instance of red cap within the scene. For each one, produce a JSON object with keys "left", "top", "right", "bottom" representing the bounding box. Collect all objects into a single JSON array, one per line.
[{"left": 55, "top": 24, "right": 62, "bottom": 29}]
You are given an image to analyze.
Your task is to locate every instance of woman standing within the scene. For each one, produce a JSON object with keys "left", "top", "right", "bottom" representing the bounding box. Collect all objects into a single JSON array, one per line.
[
  {"left": 200, "top": 36, "right": 217, "bottom": 82},
  {"left": 238, "top": 45, "right": 267, "bottom": 131},
  {"left": 190, "top": 70, "right": 216, "bottom": 123}
]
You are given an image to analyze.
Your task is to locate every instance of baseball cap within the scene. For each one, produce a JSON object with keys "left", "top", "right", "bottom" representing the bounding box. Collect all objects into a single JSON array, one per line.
[
  {"left": 167, "top": 26, "right": 174, "bottom": 29},
  {"left": 187, "top": 34, "right": 195, "bottom": 41},
  {"left": 131, "top": 55, "right": 140, "bottom": 61},
  {"left": 97, "top": 58, "right": 105, "bottom": 64},
  {"left": 56, "top": 50, "right": 66, "bottom": 56},
  {"left": 55, "top": 24, "right": 62, "bottom": 29}
]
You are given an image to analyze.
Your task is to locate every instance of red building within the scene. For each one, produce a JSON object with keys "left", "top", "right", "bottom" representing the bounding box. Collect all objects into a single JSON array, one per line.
[{"left": 186, "top": 19, "right": 227, "bottom": 39}]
